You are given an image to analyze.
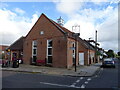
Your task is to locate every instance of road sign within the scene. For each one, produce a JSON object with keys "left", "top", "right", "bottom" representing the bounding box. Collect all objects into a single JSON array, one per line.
[{"left": 70, "top": 47, "right": 75, "bottom": 50}]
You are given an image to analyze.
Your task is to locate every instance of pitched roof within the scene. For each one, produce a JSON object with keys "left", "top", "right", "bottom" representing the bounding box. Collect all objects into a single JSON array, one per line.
[
  {"left": 25, "top": 13, "right": 75, "bottom": 39},
  {"left": 78, "top": 38, "right": 95, "bottom": 50},
  {"left": 25, "top": 13, "right": 96, "bottom": 50},
  {"left": 0, "top": 45, "right": 9, "bottom": 51},
  {"left": 8, "top": 36, "right": 25, "bottom": 50}
]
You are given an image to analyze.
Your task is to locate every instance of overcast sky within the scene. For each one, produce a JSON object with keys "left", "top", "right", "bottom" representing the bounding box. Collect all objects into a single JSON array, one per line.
[{"left": 0, "top": 0, "right": 119, "bottom": 52}]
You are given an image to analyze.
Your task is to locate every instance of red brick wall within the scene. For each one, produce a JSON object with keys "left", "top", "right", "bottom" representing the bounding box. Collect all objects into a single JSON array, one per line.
[
  {"left": 23, "top": 14, "right": 68, "bottom": 68},
  {"left": 78, "top": 41, "right": 89, "bottom": 65},
  {"left": 52, "top": 37, "right": 67, "bottom": 68},
  {"left": 66, "top": 38, "right": 79, "bottom": 69},
  {"left": 78, "top": 41, "right": 96, "bottom": 65}
]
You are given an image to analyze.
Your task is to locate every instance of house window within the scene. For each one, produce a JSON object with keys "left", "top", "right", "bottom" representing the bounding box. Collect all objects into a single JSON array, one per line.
[
  {"left": 48, "top": 48, "right": 52, "bottom": 55},
  {"left": 40, "top": 31, "right": 44, "bottom": 35},
  {"left": 32, "top": 40, "right": 37, "bottom": 63},
  {"left": 72, "top": 42, "right": 75, "bottom": 58},
  {"left": 2, "top": 51, "right": 5, "bottom": 54},
  {"left": 72, "top": 42, "right": 75, "bottom": 64},
  {"left": 47, "top": 39, "right": 53, "bottom": 64},
  {"left": 48, "top": 40, "right": 52, "bottom": 47},
  {"left": 33, "top": 40, "right": 37, "bottom": 47}
]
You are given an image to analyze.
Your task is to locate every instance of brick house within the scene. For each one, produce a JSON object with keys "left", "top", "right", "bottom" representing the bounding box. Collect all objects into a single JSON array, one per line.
[
  {"left": 7, "top": 36, "right": 25, "bottom": 61},
  {"left": 2, "top": 13, "right": 98, "bottom": 69},
  {"left": 78, "top": 38, "right": 96, "bottom": 65},
  {"left": 23, "top": 13, "right": 80, "bottom": 68},
  {"left": 0, "top": 45, "right": 9, "bottom": 59}
]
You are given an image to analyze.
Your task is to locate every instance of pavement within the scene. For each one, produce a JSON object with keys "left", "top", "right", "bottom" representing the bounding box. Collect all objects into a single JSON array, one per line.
[{"left": 1, "top": 62, "right": 102, "bottom": 77}]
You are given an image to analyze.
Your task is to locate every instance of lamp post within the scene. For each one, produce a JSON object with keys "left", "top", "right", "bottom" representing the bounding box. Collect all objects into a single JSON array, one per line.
[
  {"left": 95, "top": 30, "right": 97, "bottom": 63},
  {"left": 72, "top": 25, "right": 80, "bottom": 72},
  {"left": 88, "top": 38, "right": 91, "bottom": 65}
]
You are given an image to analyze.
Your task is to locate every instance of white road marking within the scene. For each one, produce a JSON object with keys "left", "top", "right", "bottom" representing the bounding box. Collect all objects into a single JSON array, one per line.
[
  {"left": 76, "top": 80, "right": 80, "bottom": 83},
  {"left": 81, "top": 84, "right": 85, "bottom": 88},
  {"left": 72, "top": 83, "right": 76, "bottom": 85},
  {"left": 40, "top": 82, "right": 80, "bottom": 88},
  {"left": 84, "top": 81, "right": 88, "bottom": 84},
  {"left": 70, "top": 85, "right": 75, "bottom": 87},
  {"left": 80, "top": 77, "right": 84, "bottom": 80},
  {"left": 87, "top": 78, "right": 91, "bottom": 81}
]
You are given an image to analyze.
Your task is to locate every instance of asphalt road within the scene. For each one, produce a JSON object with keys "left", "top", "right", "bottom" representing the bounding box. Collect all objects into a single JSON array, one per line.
[
  {"left": 2, "top": 59, "right": 119, "bottom": 89},
  {"left": 85, "top": 59, "right": 119, "bottom": 88}
]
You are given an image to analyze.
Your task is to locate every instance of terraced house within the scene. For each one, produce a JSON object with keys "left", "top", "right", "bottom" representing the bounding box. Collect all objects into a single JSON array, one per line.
[{"left": 7, "top": 13, "right": 99, "bottom": 69}]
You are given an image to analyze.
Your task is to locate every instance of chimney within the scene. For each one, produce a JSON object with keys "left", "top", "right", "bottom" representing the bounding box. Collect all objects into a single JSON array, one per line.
[{"left": 57, "top": 16, "right": 64, "bottom": 26}]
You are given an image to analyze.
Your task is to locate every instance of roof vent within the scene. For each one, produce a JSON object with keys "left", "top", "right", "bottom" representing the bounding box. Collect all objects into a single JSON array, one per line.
[{"left": 57, "top": 16, "right": 64, "bottom": 26}]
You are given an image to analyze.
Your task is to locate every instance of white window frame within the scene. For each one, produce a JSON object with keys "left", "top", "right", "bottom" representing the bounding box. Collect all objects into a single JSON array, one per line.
[
  {"left": 32, "top": 40, "right": 37, "bottom": 63},
  {"left": 40, "top": 31, "right": 44, "bottom": 35},
  {"left": 47, "top": 39, "right": 53, "bottom": 64}
]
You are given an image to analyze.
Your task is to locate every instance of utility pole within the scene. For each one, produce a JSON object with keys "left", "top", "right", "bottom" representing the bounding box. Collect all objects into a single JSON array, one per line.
[{"left": 95, "top": 30, "right": 97, "bottom": 63}]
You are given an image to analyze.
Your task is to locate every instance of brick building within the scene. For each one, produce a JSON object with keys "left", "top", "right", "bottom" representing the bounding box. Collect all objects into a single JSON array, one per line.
[
  {"left": 23, "top": 13, "right": 98, "bottom": 68},
  {"left": 78, "top": 38, "right": 96, "bottom": 65},
  {"left": 0, "top": 45, "right": 9, "bottom": 59},
  {"left": 7, "top": 36, "right": 25, "bottom": 61},
  {"left": 7, "top": 13, "right": 99, "bottom": 68},
  {"left": 23, "top": 13, "right": 79, "bottom": 68}
]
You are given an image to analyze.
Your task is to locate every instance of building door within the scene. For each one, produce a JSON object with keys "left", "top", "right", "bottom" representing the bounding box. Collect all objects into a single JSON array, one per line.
[
  {"left": 47, "top": 40, "right": 52, "bottom": 64},
  {"left": 12, "top": 53, "right": 17, "bottom": 60},
  {"left": 32, "top": 40, "right": 37, "bottom": 63},
  {"left": 79, "top": 53, "right": 84, "bottom": 65}
]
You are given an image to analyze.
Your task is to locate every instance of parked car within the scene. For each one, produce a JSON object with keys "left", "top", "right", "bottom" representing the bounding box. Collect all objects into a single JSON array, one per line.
[{"left": 102, "top": 58, "right": 115, "bottom": 68}]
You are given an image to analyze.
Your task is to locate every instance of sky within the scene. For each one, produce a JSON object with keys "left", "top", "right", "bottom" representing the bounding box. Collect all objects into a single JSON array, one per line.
[{"left": 0, "top": 0, "right": 119, "bottom": 52}]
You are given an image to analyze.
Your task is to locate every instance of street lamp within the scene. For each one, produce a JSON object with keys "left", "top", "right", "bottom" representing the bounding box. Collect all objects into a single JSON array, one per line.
[
  {"left": 88, "top": 37, "right": 92, "bottom": 65},
  {"left": 72, "top": 25, "right": 80, "bottom": 72},
  {"left": 95, "top": 30, "right": 98, "bottom": 63}
]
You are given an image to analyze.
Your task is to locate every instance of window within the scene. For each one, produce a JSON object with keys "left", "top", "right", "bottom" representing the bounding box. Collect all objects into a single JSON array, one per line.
[
  {"left": 33, "top": 49, "right": 37, "bottom": 54},
  {"left": 48, "top": 48, "right": 52, "bottom": 55},
  {"left": 47, "top": 40, "right": 53, "bottom": 64},
  {"left": 40, "top": 31, "right": 44, "bottom": 35},
  {"left": 72, "top": 42, "right": 75, "bottom": 64},
  {"left": 48, "top": 40, "right": 52, "bottom": 47},
  {"left": 72, "top": 42, "right": 75, "bottom": 58},
  {"left": 32, "top": 40, "right": 37, "bottom": 63},
  {"left": 2, "top": 51, "right": 4, "bottom": 53},
  {"left": 48, "top": 56, "right": 52, "bottom": 63},
  {"left": 33, "top": 40, "right": 37, "bottom": 47}
]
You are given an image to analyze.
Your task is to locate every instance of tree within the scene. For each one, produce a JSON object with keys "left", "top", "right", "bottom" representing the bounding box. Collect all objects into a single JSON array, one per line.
[
  {"left": 106, "top": 49, "right": 115, "bottom": 58},
  {"left": 117, "top": 51, "right": 120, "bottom": 59},
  {"left": 118, "top": 51, "right": 120, "bottom": 56}
]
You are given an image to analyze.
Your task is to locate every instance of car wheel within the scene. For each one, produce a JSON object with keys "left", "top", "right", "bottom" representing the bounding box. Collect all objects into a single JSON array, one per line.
[
  {"left": 113, "top": 66, "right": 115, "bottom": 68},
  {"left": 100, "top": 65, "right": 103, "bottom": 68}
]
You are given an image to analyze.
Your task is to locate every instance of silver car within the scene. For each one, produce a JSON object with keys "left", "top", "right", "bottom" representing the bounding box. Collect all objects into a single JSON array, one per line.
[{"left": 102, "top": 58, "right": 115, "bottom": 68}]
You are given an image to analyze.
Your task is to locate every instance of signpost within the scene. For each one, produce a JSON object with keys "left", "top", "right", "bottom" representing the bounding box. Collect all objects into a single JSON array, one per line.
[{"left": 72, "top": 25, "right": 80, "bottom": 72}]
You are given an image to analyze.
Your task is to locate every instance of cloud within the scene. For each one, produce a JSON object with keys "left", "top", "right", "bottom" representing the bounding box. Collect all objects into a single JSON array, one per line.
[
  {"left": 54, "top": 0, "right": 83, "bottom": 15},
  {"left": 100, "top": 40, "right": 118, "bottom": 52},
  {"left": 97, "top": 7, "right": 118, "bottom": 42},
  {"left": 14, "top": 8, "right": 25, "bottom": 15},
  {"left": 54, "top": 0, "right": 118, "bottom": 52},
  {"left": 0, "top": 8, "right": 39, "bottom": 45}
]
